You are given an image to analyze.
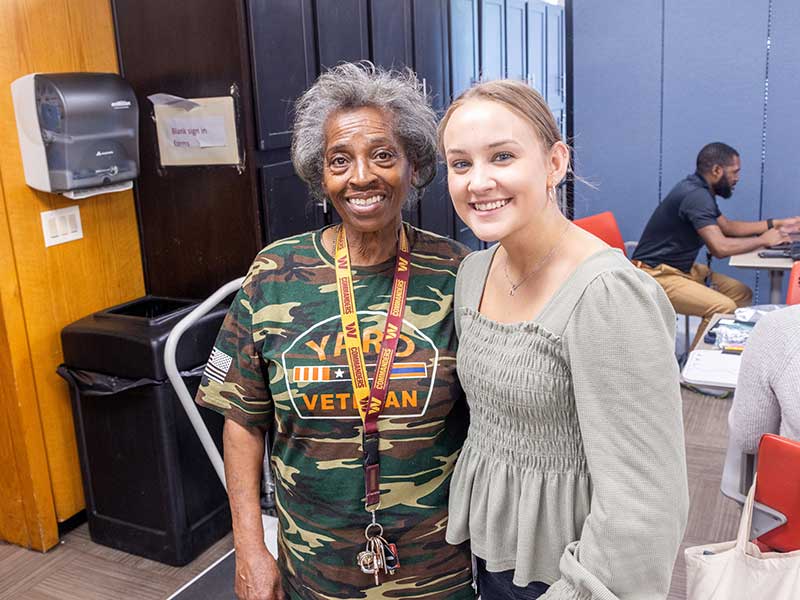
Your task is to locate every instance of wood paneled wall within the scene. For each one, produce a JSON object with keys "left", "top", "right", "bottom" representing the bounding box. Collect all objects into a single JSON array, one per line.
[{"left": 0, "top": 0, "right": 145, "bottom": 550}]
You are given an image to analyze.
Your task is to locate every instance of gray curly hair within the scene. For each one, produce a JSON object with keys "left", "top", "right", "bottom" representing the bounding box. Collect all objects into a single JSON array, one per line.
[{"left": 291, "top": 61, "right": 438, "bottom": 206}]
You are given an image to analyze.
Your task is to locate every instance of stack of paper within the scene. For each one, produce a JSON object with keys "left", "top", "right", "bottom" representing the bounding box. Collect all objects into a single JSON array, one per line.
[{"left": 682, "top": 349, "right": 742, "bottom": 389}]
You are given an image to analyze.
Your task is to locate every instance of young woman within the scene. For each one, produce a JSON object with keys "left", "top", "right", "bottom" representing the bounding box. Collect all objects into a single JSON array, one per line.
[{"left": 438, "top": 80, "right": 689, "bottom": 599}]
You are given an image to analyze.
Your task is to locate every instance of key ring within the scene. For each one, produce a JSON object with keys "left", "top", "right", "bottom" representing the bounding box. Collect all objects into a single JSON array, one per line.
[{"left": 364, "top": 522, "right": 383, "bottom": 539}]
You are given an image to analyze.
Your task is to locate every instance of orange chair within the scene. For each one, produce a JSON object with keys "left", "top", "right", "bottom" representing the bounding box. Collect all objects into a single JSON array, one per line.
[
  {"left": 721, "top": 430, "right": 800, "bottom": 552},
  {"left": 573, "top": 211, "right": 627, "bottom": 255},
  {"left": 755, "top": 434, "right": 800, "bottom": 551},
  {"left": 574, "top": 212, "right": 698, "bottom": 355},
  {"left": 787, "top": 261, "right": 800, "bottom": 305}
]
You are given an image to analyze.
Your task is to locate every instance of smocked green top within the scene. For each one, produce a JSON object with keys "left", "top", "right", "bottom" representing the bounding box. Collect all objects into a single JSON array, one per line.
[{"left": 446, "top": 247, "right": 689, "bottom": 599}]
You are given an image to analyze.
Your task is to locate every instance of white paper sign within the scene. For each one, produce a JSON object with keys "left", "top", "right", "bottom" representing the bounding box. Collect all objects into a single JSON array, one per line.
[
  {"left": 153, "top": 95, "right": 240, "bottom": 166},
  {"left": 167, "top": 116, "right": 227, "bottom": 148}
]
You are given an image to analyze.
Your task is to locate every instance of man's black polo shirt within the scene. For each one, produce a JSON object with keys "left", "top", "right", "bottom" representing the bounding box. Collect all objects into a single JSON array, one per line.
[{"left": 631, "top": 172, "right": 721, "bottom": 273}]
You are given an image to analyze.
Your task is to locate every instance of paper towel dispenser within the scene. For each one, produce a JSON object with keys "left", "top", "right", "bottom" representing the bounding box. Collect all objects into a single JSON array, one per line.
[{"left": 11, "top": 72, "right": 139, "bottom": 198}]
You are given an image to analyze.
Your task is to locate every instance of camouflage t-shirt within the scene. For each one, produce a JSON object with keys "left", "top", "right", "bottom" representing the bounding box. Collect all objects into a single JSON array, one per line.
[{"left": 196, "top": 224, "right": 474, "bottom": 600}]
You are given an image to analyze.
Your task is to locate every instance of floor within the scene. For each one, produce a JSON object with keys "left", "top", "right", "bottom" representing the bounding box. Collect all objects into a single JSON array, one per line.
[
  {"left": 1, "top": 388, "right": 739, "bottom": 600},
  {"left": 0, "top": 526, "right": 234, "bottom": 600}
]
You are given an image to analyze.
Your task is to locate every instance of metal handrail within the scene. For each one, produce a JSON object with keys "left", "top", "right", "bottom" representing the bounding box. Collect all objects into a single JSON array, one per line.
[{"left": 164, "top": 277, "right": 245, "bottom": 490}]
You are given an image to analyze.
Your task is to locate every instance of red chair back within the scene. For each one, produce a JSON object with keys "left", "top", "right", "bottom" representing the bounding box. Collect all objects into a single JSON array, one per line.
[
  {"left": 756, "top": 433, "right": 800, "bottom": 551},
  {"left": 573, "top": 211, "right": 626, "bottom": 255},
  {"left": 787, "top": 261, "right": 800, "bottom": 305}
]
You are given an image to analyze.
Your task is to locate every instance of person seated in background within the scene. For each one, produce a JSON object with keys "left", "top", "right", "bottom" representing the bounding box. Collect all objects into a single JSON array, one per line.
[
  {"left": 631, "top": 142, "right": 800, "bottom": 348},
  {"left": 730, "top": 304, "right": 800, "bottom": 453}
]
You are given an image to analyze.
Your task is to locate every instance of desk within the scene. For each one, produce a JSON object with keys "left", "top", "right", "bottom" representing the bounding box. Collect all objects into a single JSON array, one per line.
[
  {"left": 729, "top": 250, "right": 793, "bottom": 304},
  {"left": 681, "top": 313, "right": 741, "bottom": 391}
]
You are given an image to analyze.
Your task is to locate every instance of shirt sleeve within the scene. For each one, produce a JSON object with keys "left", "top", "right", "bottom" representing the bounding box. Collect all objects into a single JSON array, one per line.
[
  {"left": 678, "top": 189, "right": 721, "bottom": 231},
  {"left": 730, "top": 316, "right": 781, "bottom": 453},
  {"left": 195, "top": 278, "right": 273, "bottom": 429},
  {"left": 543, "top": 269, "right": 689, "bottom": 600}
]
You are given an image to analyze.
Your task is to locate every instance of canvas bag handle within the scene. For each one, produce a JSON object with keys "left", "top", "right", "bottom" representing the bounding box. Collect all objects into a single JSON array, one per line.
[{"left": 735, "top": 474, "right": 759, "bottom": 552}]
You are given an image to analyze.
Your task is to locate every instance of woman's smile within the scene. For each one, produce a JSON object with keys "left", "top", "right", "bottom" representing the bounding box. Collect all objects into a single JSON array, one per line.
[
  {"left": 470, "top": 198, "right": 512, "bottom": 213},
  {"left": 345, "top": 192, "right": 387, "bottom": 211}
]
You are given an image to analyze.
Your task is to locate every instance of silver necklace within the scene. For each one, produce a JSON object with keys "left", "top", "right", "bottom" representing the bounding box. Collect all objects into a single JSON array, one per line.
[{"left": 503, "top": 221, "right": 572, "bottom": 296}]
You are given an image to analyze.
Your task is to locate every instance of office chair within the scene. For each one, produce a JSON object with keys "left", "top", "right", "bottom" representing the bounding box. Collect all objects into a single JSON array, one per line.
[
  {"left": 573, "top": 211, "right": 627, "bottom": 254},
  {"left": 753, "top": 433, "right": 800, "bottom": 551},
  {"left": 721, "top": 414, "right": 800, "bottom": 550},
  {"left": 787, "top": 261, "right": 800, "bottom": 305},
  {"left": 573, "top": 211, "right": 693, "bottom": 353}
]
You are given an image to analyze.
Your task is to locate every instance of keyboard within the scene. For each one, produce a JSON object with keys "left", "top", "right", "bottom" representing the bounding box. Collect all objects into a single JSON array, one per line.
[{"left": 758, "top": 241, "right": 800, "bottom": 259}]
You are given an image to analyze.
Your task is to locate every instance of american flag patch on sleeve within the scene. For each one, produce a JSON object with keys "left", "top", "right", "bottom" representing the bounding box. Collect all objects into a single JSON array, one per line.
[{"left": 204, "top": 347, "right": 233, "bottom": 384}]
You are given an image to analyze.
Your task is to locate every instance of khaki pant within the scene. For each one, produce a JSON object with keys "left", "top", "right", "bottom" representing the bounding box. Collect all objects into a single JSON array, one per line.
[{"left": 634, "top": 262, "right": 753, "bottom": 348}]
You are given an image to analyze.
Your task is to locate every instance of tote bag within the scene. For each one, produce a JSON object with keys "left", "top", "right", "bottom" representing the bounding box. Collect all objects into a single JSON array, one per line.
[{"left": 685, "top": 475, "right": 800, "bottom": 599}]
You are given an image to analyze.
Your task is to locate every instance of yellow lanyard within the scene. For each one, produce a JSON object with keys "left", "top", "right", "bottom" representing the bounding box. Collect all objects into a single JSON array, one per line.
[{"left": 333, "top": 224, "right": 412, "bottom": 512}]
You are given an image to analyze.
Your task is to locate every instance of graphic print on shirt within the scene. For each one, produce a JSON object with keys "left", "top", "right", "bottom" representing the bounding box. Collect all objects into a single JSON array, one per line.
[{"left": 281, "top": 310, "right": 438, "bottom": 419}]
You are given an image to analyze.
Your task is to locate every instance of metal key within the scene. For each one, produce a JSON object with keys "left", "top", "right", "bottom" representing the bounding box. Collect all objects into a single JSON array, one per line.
[{"left": 357, "top": 549, "right": 377, "bottom": 575}]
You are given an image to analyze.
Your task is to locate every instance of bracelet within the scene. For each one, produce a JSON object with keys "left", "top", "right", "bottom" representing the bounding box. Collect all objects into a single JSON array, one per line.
[{"left": 766, "top": 218, "right": 774, "bottom": 229}]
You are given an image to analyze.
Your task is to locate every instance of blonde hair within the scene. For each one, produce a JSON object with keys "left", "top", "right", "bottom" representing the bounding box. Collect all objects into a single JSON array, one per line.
[{"left": 437, "top": 79, "right": 563, "bottom": 158}]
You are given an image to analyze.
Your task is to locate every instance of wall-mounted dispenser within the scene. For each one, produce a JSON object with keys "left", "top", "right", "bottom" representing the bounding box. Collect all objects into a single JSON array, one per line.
[{"left": 11, "top": 72, "right": 139, "bottom": 199}]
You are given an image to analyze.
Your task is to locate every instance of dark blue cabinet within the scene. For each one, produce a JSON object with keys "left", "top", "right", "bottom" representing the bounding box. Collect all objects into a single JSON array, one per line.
[
  {"left": 546, "top": 4, "right": 565, "bottom": 135},
  {"left": 506, "top": 0, "right": 527, "bottom": 81},
  {"left": 316, "top": 0, "right": 369, "bottom": 69},
  {"left": 260, "top": 162, "right": 326, "bottom": 242},
  {"left": 413, "top": 0, "right": 450, "bottom": 112},
  {"left": 247, "top": 0, "right": 316, "bottom": 151},
  {"left": 450, "top": 0, "right": 480, "bottom": 98},
  {"left": 527, "top": 0, "right": 547, "bottom": 95},
  {"left": 448, "top": 0, "right": 483, "bottom": 249},
  {"left": 481, "top": 0, "right": 506, "bottom": 81},
  {"left": 371, "top": 0, "right": 413, "bottom": 69},
  {"left": 414, "top": 0, "right": 453, "bottom": 237}
]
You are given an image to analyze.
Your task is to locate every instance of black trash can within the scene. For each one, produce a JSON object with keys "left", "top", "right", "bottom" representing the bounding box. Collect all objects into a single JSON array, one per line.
[{"left": 58, "top": 296, "right": 231, "bottom": 566}]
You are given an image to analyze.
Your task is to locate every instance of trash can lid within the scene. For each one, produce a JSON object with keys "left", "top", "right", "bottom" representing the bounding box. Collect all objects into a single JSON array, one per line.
[{"left": 61, "top": 295, "right": 229, "bottom": 380}]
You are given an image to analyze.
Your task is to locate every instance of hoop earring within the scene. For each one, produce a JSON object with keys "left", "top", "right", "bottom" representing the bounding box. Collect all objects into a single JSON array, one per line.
[{"left": 547, "top": 185, "right": 556, "bottom": 204}]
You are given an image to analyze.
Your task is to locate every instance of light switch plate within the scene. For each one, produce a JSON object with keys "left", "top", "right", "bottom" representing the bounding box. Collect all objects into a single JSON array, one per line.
[{"left": 41, "top": 205, "right": 83, "bottom": 247}]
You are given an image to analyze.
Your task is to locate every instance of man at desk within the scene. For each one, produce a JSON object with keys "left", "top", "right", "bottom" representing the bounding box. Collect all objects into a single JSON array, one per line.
[{"left": 632, "top": 142, "right": 799, "bottom": 347}]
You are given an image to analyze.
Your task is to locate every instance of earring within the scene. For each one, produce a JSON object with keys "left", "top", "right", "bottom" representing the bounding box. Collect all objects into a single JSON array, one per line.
[{"left": 547, "top": 185, "right": 556, "bottom": 204}]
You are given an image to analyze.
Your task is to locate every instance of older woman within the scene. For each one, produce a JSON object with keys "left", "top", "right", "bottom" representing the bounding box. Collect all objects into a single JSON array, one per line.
[{"left": 196, "top": 62, "right": 473, "bottom": 600}]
